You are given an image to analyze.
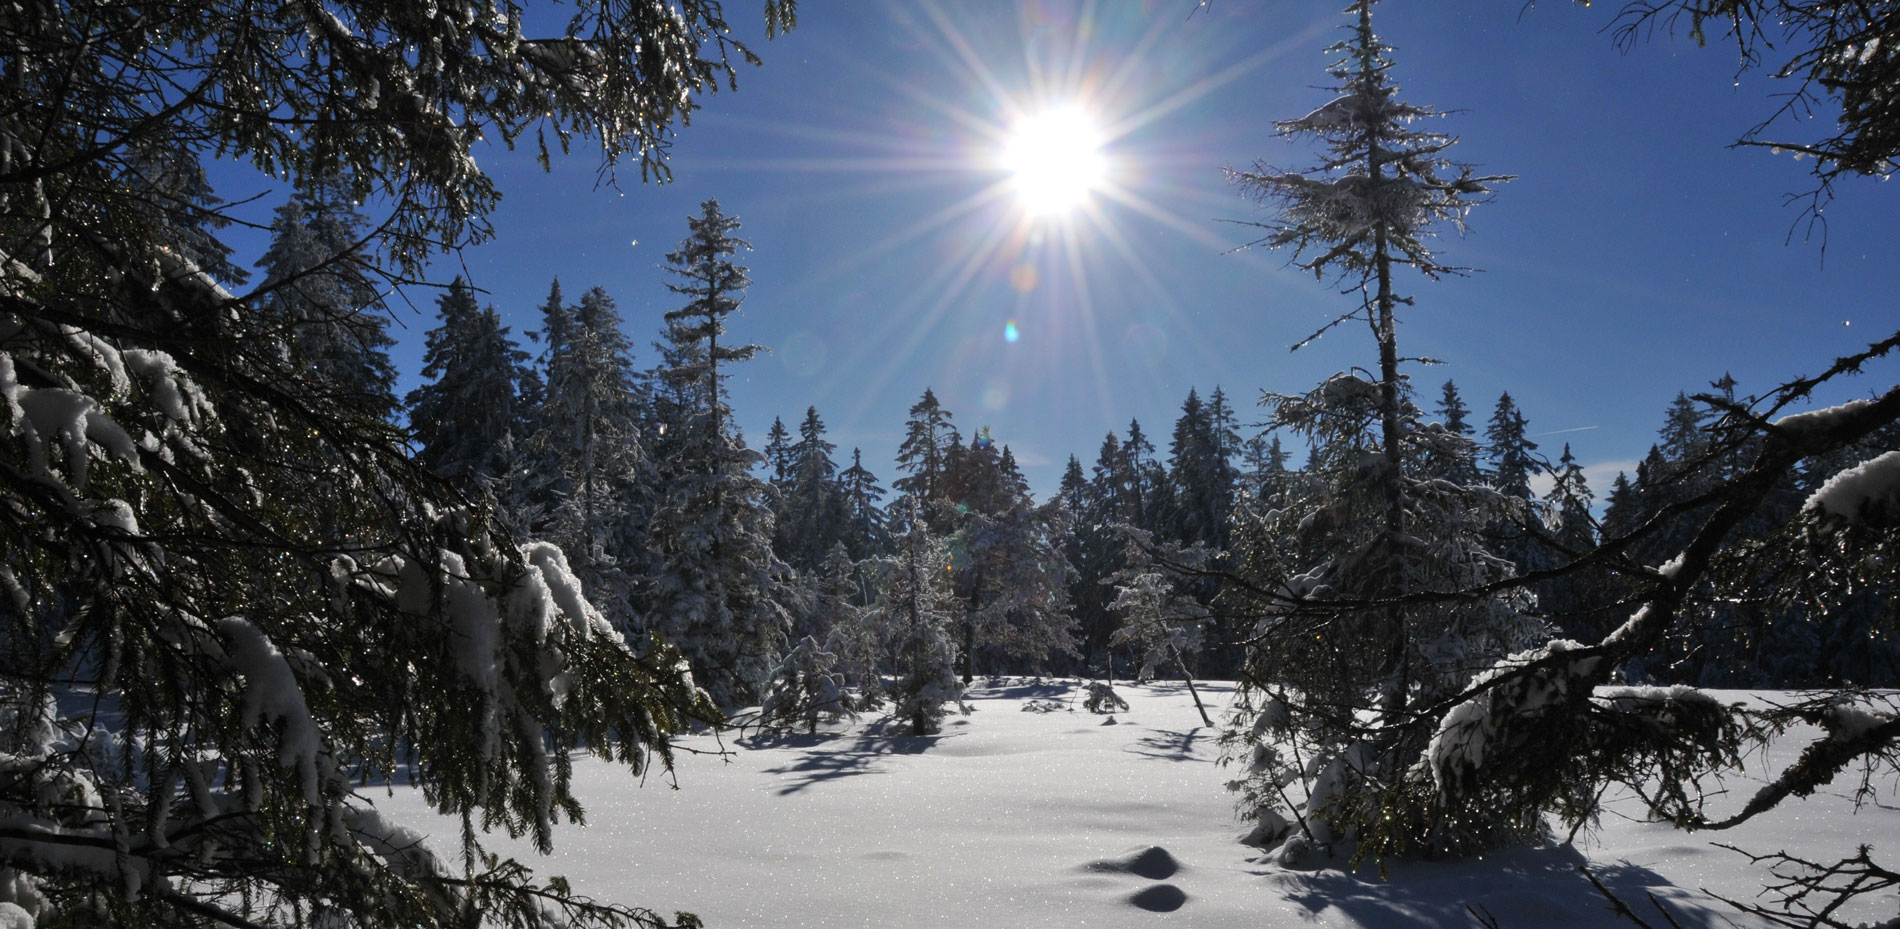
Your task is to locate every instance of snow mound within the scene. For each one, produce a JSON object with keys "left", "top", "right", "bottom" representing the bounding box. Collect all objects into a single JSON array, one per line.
[
  {"left": 1084, "top": 845, "right": 1182, "bottom": 880},
  {"left": 1128, "top": 883, "right": 1188, "bottom": 912}
]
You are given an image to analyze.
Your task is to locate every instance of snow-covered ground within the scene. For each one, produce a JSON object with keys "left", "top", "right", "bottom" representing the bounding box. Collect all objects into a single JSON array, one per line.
[{"left": 380, "top": 680, "right": 1898, "bottom": 928}]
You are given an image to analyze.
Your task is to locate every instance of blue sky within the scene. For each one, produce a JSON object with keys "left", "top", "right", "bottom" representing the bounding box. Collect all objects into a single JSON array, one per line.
[{"left": 227, "top": 1, "right": 1900, "bottom": 502}]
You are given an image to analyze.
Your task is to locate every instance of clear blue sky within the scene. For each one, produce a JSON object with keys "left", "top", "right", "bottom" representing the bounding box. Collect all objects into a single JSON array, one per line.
[{"left": 231, "top": 1, "right": 1900, "bottom": 502}]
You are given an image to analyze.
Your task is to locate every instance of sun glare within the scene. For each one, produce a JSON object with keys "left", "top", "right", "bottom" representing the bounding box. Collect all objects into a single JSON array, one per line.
[{"left": 1001, "top": 106, "right": 1106, "bottom": 217}]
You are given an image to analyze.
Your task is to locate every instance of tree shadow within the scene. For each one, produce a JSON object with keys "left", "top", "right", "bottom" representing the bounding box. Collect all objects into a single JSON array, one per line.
[
  {"left": 758, "top": 716, "right": 948, "bottom": 795},
  {"left": 975, "top": 677, "right": 1079, "bottom": 701},
  {"left": 1263, "top": 844, "right": 1737, "bottom": 929},
  {"left": 1124, "top": 727, "right": 1211, "bottom": 762}
]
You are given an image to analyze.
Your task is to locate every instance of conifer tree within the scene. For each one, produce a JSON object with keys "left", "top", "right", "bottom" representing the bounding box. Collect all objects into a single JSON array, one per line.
[
  {"left": 0, "top": 0, "right": 794, "bottom": 923},
  {"left": 837, "top": 448, "right": 889, "bottom": 567},
  {"left": 876, "top": 499, "right": 961, "bottom": 735},
  {"left": 1168, "top": 387, "right": 1239, "bottom": 548},
  {"left": 778, "top": 406, "right": 844, "bottom": 573},
  {"left": 938, "top": 432, "right": 1077, "bottom": 680},
  {"left": 123, "top": 147, "right": 250, "bottom": 288},
  {"left": 645, "top": 202, "right": 791, "bottom": 708},
  {"left": 1535, "top": 443, "right": 1614, "bottom": 641},
  {"left": 1124, "top": 419, "right": 1165, "bottom": 530},
  {"left": 1485, "top": 392, "right": 1539, "bottom": 501},
  {"left": 1060, "top": 454, "right": 1118, "bottom": 669},
  {"left": 763, "top": 416, "right": 795, "bottom": 485},
  {"left": 759, "top": 633, "right": 857, "bottom": 735},
  {"left": 1427, "top": 380, "right": 1482, "bottom": 485},
  {"left": 894, "top": 388, "right": 959, "bottom": 507},
  {"left": 256, "top": 176, "right": 398, "bottom": 421},
  {"left": 1484, "top": 391, "right": 1543, "bottom": 576},
  {"left": 1222, "top": 0, "right": 1530, "bottom": 860},
  {"left": 1091, "top": 432, "right": 1132, "bottom": 523},
  {"left": 407, "top": 278, "right": 533, "bottom": 498},
  {"left": 521, "top": 284, "right": 646, "bottom": 632}
]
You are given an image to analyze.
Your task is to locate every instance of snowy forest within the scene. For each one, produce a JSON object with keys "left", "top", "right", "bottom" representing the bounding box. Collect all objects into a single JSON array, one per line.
[{"left": 2, "top": 1, "right": 1898, "bottom": 928}]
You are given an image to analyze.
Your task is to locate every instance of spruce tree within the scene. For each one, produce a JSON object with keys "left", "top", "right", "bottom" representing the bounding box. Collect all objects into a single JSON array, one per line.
[
  {"left": 0, "top": 0, "right": 792, "bottom": 923},
  {"left": 1484, "top": 391, "right": 1543, "bottom": 577},
  {"left": 876, "top": 499, "right": 962, "bottom": 735},
  {"left": 1535, "top": 443, "right": 1614, "bottom": 641},
  {"left": 645, "top": 202, "right": 791, "bottom": 708},
  {"left": 939, "top": 433, "right": 1077, "bottom": 681},
  {"left": 520, "top": 284, "right": 646, "bottom": 632},
  {"left": 763, "top": 416, "right": 795, "bottom": 485},
  {"left": 1222, "top": 0, "right": 1531, "bottom": 860},
  {"left": 1426, "top": 380, "right": 1482, "bottom": 485},
  {"left": 1060, "top": 453, "right": 1118, "bottom": 670},
  {"left": 779, "top": 406, "right": 844, "bottom": 573},
  {"left": 256, "top": 177, "right": 398, "bottom": 421},
  {"left": 1485, "top": 392, "right": 1539, "bottom": 502},
  {"left": 407, "top": 278, "right": 533, "bottom": 497},
  {"left": 894, "top": 388, "right": 959, "bottom": 507},
  {"left": 837, "top": 448, "right": 889, "bottom": 567}
]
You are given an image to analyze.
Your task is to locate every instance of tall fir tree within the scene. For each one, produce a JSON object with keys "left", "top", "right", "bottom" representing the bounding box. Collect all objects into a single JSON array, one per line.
[
  {"left": 256, "top": 176, "right": 397, "bottom": 421},
  {"left": 837, "top": 448, "right": 889, "bottom": 567},
  {"left": 1484, "top": 391, "right": 1542, "bottom": 578},
  {"left": 777, "top": 406, "right": 844, "bottom": 573},
  {"left": 1426, "top": 380, "right": 1482, "bottom": 485},
  {"left": 1221, "top": 0, "right": 1533, "bottom": 861},
  {"left": 406, "top": 277, "right": 533, "bottom": 499},
  {"left": 1485, "top": 392, "right": 1539, "bottom": 501},
  {"left": 519, "top": 284, "right": 646, "bottom": 632},
  {"left": 645, "top": 201, "right": 791, "bottom": 708},
  {"left": 938, "top": 431, "right": 1078, "bottom": 681},
  {"left": 1535, "top": 443, "right": 1614, "bottom": 641},
  {"left": 763, "top": 416, "right": 795, "bottom": 485},
  {"left": 876, "top": 498, "right": 962, "bottom": 735},
  {"left": 893, "top": 388, "right": 959, "bottom": 508}
]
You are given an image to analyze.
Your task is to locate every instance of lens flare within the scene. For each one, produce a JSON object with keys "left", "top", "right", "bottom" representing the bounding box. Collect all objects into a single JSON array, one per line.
[{"left": 1004, "top": 320, "right": 1021, "bottom": 343}]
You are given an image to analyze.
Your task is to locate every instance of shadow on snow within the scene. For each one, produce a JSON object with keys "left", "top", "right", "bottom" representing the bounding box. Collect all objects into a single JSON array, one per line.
[{"left": 751, "top": 716, "right": 949, "bottom": 795}]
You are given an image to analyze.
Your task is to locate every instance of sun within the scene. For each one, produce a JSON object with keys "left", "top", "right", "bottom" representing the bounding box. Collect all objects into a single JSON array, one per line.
[{"left": 1000, "top": 106, "right": 1107, "bottom": 217}]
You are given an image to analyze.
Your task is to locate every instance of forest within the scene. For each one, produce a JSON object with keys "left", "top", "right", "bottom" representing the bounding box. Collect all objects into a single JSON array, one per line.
[{"left": 1, "top": 0, "right": 1896, "bottom": 927}]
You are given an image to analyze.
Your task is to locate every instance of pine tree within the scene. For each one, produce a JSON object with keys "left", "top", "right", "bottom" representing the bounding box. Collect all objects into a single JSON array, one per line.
[
  {"left": 518, "top": 284, "right": 646, "bottom": 632},
  {"left": 894, "top": 388, "right": 959, "bottom": 506},
  {"left": 1168, "top": 387, "right": 1239, "bottom": 547},
  {"left": 1222, "top": 0, "right": 1530, "bottom": 861},
  {"left": 0, "top": 0, "right": 792, "bottom": 923},
  {"left": 763, "top": 416, "right": 795, "bottom": 485},
  {"left": 660, "top": 198, "right": 757, "bottom": 432},
  {"left": 645, "top": 202, "right": 791, "bottom": 708},
  {"left": 1059, "top": 453, "right": 1118, "bottom": 670},
  {"left": 122, "top": 147, "right": 250, "bottom": 288},
  {"left": 256, "top": 176, "right": 398, "bottom": 421},
  {"left": 1485, "top": 392, "right": 1539, "bottom": 501},
  {"left": 837, "top": 448, "right": 889, "bottom": 567},
  {"left": 759, "top": 634, "right": 857, "bottom": 735},
  {"left": 1124, "top": 419, "right": 1164, "bottom": 530},
  {"left": 1484, "top": 391, "right": 1543, "bottom": 577},
  {"left": 778, "top": 406, "right": 844, "bottom": 573},
  {"left": 875, "top": 499, "right": 962, "bottom": 735},
  {"left": 938, "top": 433, "right": 1077, "bottom": 681},
  {"left": 407, "top": 277, "right": 533, "bottom": 498},
  {"left": 1426, "top": 380, "right": 1482, "bottom": 485},
  {"left": 1537, "top": 443, "right": 1615, "bottom": 641}
]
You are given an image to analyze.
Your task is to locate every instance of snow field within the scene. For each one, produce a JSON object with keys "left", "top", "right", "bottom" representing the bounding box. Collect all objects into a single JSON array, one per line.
[{"left": 378, "top": 680, "right": 1899, "bottom": 928}]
